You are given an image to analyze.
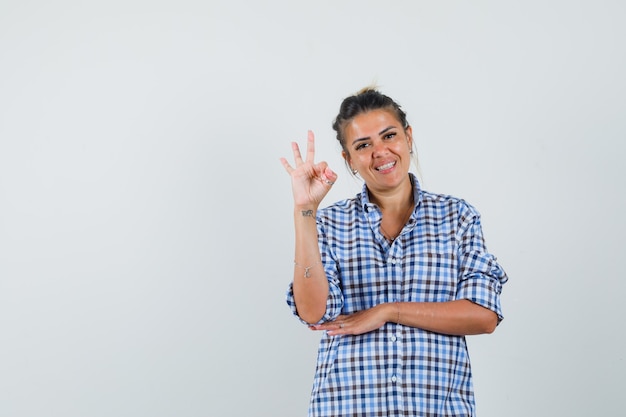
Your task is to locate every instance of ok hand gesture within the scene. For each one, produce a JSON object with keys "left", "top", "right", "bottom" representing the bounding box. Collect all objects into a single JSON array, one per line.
[{"left": 280, "top": 131, "right": 338, "bottom": 208}]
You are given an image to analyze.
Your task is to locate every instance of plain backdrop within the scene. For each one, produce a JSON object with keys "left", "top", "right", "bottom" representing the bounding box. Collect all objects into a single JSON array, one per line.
[{"left": 1, "top": 1, "right": 624, "bottom": 416}]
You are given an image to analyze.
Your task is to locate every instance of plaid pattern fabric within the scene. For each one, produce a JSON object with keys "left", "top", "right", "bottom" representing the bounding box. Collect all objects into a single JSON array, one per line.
[{"left": 287, "top": 174, "right": 508, "bottom": 417}]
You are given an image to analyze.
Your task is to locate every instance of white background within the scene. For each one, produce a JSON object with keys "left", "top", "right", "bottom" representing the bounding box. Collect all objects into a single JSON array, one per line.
[{"left": 1, "top": 1, "right": 624, "bottom": 416}]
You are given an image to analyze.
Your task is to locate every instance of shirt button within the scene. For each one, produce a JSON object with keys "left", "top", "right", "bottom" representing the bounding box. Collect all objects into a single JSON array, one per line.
[
  {"left": 389, "top": 258, "right": 397, "bottom": 264},
  {"left": 390, "top": 335, "right": 397, "bottom": 342},
  {"left": 391, "top": 375, "right": 397, "bottom": 383}
]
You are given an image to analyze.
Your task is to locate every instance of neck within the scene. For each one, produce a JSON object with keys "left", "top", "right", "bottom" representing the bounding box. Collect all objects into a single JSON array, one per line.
[{"left": 368, "top": 175, "right": 414, "bottom": 212}]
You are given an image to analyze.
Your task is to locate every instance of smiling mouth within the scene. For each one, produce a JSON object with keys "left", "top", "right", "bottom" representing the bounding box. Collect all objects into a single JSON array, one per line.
[{"left": 376, "top": 161, "right": 396, "bottom": 171}]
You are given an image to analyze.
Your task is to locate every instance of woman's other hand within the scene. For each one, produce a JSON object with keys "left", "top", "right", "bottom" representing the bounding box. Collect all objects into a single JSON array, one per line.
[{"left": 310, "top": 304, "right": 391, "bottom": 336}]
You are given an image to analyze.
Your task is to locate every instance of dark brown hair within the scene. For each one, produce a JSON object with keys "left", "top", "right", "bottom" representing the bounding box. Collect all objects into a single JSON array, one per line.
[{"left": 332, "top": 87, "right": 410, "bottom": 155}]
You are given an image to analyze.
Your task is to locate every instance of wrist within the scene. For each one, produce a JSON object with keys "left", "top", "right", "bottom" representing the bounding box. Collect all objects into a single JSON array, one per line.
[
  {"left": 376, "top": 303, "right": 393, "bottom": 323},
  {"left": 385, "top": 301, "right": 401, "bottom": 324},
  {"left": 294, "top": 206, "right": 318, "bottom": 218}
]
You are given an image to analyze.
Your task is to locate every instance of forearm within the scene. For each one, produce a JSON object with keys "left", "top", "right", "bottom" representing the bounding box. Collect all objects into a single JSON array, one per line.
[
  {"left": 292, "top": 206, "right": 329, "bottom": 324},
  {"left": 384, "top": 299, "right": 498, "bottom": 336}
]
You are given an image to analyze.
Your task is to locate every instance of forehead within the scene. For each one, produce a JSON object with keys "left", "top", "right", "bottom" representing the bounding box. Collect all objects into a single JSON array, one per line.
[{"left": 344, "top": 109, "right": 403, "bottom": 140}]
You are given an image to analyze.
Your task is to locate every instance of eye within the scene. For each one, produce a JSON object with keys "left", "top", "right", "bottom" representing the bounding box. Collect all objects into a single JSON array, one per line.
[
  {"left": 383, "top": 132, "right": 396, "bottom": 140},
  {"left": 355, "top": 142, "right": 369, "bottom": 151}
]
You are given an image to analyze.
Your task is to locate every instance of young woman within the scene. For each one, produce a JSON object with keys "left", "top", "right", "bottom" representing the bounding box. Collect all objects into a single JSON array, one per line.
[{"left": 280, "top": 88, "right": 508, "bottom": 417}]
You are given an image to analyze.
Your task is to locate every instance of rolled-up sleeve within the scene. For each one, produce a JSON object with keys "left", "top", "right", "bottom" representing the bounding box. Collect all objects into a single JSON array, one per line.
[
  {"left": 286, "top": 219, "right": 344, "bottom": 325},
  {"left": 455, "top": 203, "right": 508, "bottom": 322}
]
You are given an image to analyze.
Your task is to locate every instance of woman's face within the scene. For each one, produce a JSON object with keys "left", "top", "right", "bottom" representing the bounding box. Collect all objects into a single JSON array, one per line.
[{"left": 342, "top": 109, "right": 413, "bottom": 195}]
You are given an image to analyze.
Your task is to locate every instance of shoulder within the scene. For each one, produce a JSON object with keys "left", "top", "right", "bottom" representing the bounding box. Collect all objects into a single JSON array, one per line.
[
  {"left": 317, "top": 196, "right": 360, "bottom": 223},
  {"left": 318, "top": 196, "right": 360, "bottom": 215},
  {"left": 419, "top": 189, "right": 481, "bottom": 219}
]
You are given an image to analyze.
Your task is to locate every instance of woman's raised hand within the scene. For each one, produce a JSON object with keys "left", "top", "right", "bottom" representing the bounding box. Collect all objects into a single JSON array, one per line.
[{"left": 280, "top": 131, "right": 338, "bottom": 208}]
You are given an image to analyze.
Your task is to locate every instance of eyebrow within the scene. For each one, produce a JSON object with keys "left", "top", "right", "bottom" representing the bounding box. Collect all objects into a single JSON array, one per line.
[{"left": 351, "top": 126, "right": 397, "bottom": 145}]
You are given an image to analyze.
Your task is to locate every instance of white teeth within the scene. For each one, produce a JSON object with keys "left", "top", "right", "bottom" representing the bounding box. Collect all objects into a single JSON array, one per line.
[{"left": 376, "top": 162, "right": 395, "bottom": 171}]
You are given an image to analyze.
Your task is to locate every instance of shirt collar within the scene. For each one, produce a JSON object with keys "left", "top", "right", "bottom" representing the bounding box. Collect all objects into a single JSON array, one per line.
[{"left": 359, "top": 173, "right": 423, "bottom": 215}]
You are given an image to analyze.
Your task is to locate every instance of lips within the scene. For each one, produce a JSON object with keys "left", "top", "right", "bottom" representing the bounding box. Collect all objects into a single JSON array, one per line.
[{"left": 375, "top": 161, "right": 396, "bottom": 172}]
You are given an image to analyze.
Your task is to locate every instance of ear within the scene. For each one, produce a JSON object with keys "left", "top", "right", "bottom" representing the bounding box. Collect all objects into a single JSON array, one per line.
[
  {"left": 342, "top": 150, "right": 356, "bottom": 173},
  {"left": 405, "top": 126, "right": 413, "bottom": 149},
  {"left": 342, "top": 150, "right": 351, "bottom": 165}
]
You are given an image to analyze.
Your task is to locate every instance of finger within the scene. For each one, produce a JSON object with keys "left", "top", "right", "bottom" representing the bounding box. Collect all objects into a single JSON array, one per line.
[
  {"left": 279, "top": 157, "right": 294, "bottom": 174},
  {"left": 324, "top": 166, "right": 338, "bottom": 183},
  {"left": 317, "top": 163, "right": 338, "bottom": 186},
  {"left": 310, "top": 318, "right": 341, "bottom": 331},
  {"left": 305, "top": 130, "right": 316, "bottom": 164},
  {"left": 326, "top": 322, "right": 349, "bottom": 336},
  {"left": 318, "top": 177, "right": 336, "bottom": 186},
  {"left": 292, "top": 141, "right": 304, "bottom": 165}
]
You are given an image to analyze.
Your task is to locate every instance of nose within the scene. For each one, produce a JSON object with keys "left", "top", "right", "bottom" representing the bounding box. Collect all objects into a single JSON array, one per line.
[{"left": 371, "top": 139, "right": 388, "bottom": 157}]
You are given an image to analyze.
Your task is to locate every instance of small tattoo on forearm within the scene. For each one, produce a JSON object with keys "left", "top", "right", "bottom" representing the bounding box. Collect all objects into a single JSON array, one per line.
[{"left": 301, "top": 210, "right": 314, "bottom": 217}]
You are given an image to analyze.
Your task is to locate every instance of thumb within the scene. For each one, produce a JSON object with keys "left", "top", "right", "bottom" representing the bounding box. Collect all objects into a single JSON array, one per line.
[{"left": 322, "top": 166, "right": 338, "bottom": 183}]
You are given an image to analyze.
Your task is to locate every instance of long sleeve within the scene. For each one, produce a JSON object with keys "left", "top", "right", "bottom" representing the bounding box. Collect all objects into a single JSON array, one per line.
[{"left": 455, "top": 201, "right": 508, "bottom": 322}]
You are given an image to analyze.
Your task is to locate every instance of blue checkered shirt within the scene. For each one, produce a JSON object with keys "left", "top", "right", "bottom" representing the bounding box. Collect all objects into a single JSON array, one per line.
[{"left": 287, "top": 174, "right": 508, "bottom": 417}]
